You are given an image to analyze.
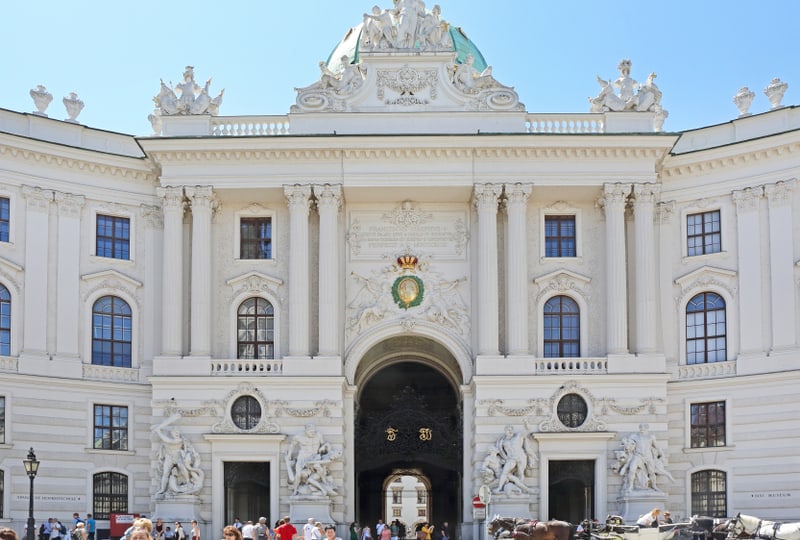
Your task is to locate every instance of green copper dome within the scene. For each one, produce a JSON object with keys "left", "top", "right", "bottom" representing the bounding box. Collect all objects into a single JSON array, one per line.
[{"left": 324, "top": 21, "right": 489, "bottom": 74}]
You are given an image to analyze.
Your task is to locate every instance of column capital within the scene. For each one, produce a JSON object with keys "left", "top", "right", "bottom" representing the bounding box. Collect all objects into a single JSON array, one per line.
[
  {"left": 632, "top": 183, "right": 661, "bottom": 206},
  {"left": 473, "top": 183, "right": 503, "bottom": 212},
  {"left": 185, "top": 185, "right": 217, "bottom": 210},
  {"left": 21, "top": 185, "right": 54, "bottom": 212},
  {"left": 54, "top": 191, "right": 85, "bottom": 218},
  {"left": 284, "top": 184, "right": 313, "bottom": 212},
  {"left": 156, "top": 186, "right": 186, "bottom": 213},
  {"left": 140, "top": 204, "right": 164, "bottom": 229},
  {"left": 732, "top": 186, "right": 763, "bottom": 213},
  {"left": 600, "top": 182, "right": 632, "bottom": 205},
  {"left": 503, "top": 182, "right": 533, "bottom": 208},
  {"left": 765, "top": 180, "right": 795, "bottom": 208},
  {"left": 315, "top": 183, "right": 343, "bottom": 211}
]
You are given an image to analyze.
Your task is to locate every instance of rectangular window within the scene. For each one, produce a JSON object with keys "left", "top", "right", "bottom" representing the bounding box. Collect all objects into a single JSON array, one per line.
[
  {"left": 687, "top": 210, "right": 721, "bottom": 256},
  {"left": 0, "top": 469, "right": 4, "bottom": 518},
  {"left": 392, "top": 508, "right": 401, "bottom": 518},
  {"left": 392, "top": 490, "right": 401, "bottom": 504},
  {"left": 0, "top": 396, "right": 4, "bottom": 444},
  {"left": 416, "top": 490, "right": 426, "bottom": 504},
  {"left": 240, "top": 217, "right": 272, "bottom": 259},
  {"left": 93, "top": 404, "right": 129, "bottom": 450},
  {"left": 417, "top": 509, "right": 426, "bottom": 517},
  {"left": 545, "top": 215, "right": 576, "bottom": 257},
  {"left": 691, "top": 401, "right": 726, "bottom": 448},
  {"left": 0, "top": 197, "right": 9, "bottom": 243},
  {"left": 96, "top": 215, "right": 130, "bottom": 260}
]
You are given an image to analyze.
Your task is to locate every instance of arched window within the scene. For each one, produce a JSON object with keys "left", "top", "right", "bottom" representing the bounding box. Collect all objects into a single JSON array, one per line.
[
  {"left": 691, "top": 470, "right": 727, "bottom": 517},
  {"left": 93, "top": 472, "right": 128, "bottom": 519},
  {"left": 92, "top": 296, "right": 132, "bottom": 367},
  {"left": 686, "top": 292, "right": 726, "bottom": 364},
  {"left": 237, "top": 298, "right": 274, "bottom": 359},
  {"left": 544, "top": 295, "right": 580, "bottom": 358},
  {"left": 0, "top": 284, "right": 10, "bottom": 356}
]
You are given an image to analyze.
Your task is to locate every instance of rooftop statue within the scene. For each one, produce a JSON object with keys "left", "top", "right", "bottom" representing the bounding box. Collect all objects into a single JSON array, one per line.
[
  {"left": 733, "top": 86, "right": 755, "bottom": 117},
  {"left": 452, "top": 53, "right": 499, "bottom": 93},
  {"left": 361, "top": 0, "right": 452, "bottom": 51},
  {"left": 63, "top": 92, "right": 85, "bottom": 123},
  {"left": 152, "top": 66, "right": 224, "bottom": 117},
  {"left": 589, "top": 59, "right": 665, "bottom": 114},
  {"left": 764, "top": 77, "right": 788, "bottom": 109},
  {"left": 30, "top": 85, "right": 53, "bottom": 117}
]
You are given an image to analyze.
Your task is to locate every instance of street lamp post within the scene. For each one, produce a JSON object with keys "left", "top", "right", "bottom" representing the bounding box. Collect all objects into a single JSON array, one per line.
[{"left": 23, "top": 447, "right": 40, "bottom": 540}]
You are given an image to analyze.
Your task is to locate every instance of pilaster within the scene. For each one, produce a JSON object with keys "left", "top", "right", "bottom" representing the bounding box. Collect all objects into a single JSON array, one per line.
[
  {"left": 54, "top": 191, "right": 85, "bottom": 359},
  {"left": 21, "top": 185, "right": 53, "bottom": 356},
  {"left": 732, "top": 186, "right": 764, "bottom": 355},
  {"left": 140, "top": 204, "right": 164, "bottom": 366},
  {"left": 765, "top": 181, "right": 796, "bottom": 351},
  {"left": 316, "top": 184, "right": 342, "bottom": 357},
  {"left": 504, "top": 182, "right": 532, "bottom": 356},
  {"left": 632, "top": 183, "right": 659, "bottom": 354}
]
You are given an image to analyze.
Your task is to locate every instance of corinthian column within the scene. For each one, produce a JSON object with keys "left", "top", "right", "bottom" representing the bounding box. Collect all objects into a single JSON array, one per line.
[
  {"left": 504, "top": 183, "right": 532, "bottom": 356},
  {"left": 632, "top": 183, "right": 659, "bottom": 353},
  {"left": 602, "top": 183, "right": 631, "bottom": 354},
  {"left": 157, "top": 186, "right": 185, "bottom": 356},
  {"left": 285, "top": 184, "right": 313, "bottom": 357},
  {"left": 733, "top": 187, "right": 764, "bottom": 355},
  {"left": 473, "top": 183, "right": 503, "bottom": 356},
  {"left": 765, "top": 181, "right": 796, "bottom": 350},
  {"left": 186, "top": 186, "right": 216, "bottom": 357},
  {"left": 316, "top": 184, "right": 342, "bottom": 357}
]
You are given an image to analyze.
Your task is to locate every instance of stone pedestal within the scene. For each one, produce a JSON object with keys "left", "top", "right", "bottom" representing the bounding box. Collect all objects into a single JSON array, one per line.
[
  {"left": 616, "top": 491, "right": 667, "bottom": 523},
  {"left": 485, "top": 491, "right": 537, "bottom": 519},
  {"left": 154, "top": 495, "right": 204, "bottom": 523},
  {"left": 288, "top": 497, "right": 333, "bottom": 525}
]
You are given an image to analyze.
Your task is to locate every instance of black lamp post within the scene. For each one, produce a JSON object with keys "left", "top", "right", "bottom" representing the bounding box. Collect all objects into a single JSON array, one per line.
[{"left": 23, "top": 447, "right": 40, "bottom": 540}]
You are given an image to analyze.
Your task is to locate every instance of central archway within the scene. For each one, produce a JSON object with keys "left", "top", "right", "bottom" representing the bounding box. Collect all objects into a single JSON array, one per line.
[{"left": 354, "top": 345, "right": 463, "bottom": 534}]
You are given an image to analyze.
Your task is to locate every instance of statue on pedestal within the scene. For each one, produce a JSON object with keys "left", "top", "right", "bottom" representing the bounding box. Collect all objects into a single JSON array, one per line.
[
  {"left": 614, "top": 423, "right": 674, "bottom": 493},
  {"left": 286, "top": 423, "right": 341, "bottom": 497},
  {"left": 152, "top": 413, "right": 204, "bottom": 498},
  {"left": 480, "top": 423, "right": 537, "bottom": 495}
]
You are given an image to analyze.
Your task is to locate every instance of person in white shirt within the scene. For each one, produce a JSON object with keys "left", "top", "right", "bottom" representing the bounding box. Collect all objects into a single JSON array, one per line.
[
  {"left": 304, "top": 520, "right": 315, "bottom": 540},
  {"left": 242, "top": 522, "right": 255, "bottom": 540},
  {"left": 637, "top": 509, "right": 661, "bottom": 528}
]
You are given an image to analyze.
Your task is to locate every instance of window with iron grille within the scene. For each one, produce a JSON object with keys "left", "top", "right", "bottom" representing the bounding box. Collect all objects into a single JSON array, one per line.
[
  {"left": 93, "top": 472, "right": 128, "bottom": 519},
  {"left": 691, "top": 470, "right": 727, "bottom": 517},
  {"left": 237, "top": 298, "right": 274, "bottom": 359}
]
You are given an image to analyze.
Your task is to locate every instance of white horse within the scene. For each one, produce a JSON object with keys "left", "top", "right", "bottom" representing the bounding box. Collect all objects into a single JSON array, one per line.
[{"left": 729, "top": 513, "right": 800, "bottom": 540}]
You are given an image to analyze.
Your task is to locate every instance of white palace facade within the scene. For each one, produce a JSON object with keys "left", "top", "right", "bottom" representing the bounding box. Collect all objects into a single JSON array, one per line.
[{"left": 1, "top": 3, "right": 800, "bottom": 540}]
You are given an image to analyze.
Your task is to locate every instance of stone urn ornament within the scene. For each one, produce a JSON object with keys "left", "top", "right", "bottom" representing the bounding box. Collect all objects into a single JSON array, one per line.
[
  {"left": 30, "top": 85, "right": 53, "bottom": 116},
  {"left": 764, "top": 77, "right": 788, "bottom": 109},
  {"left": 63, "top": 92, "right": 85, "bottom": 123},
  {"left": 733, "top": 87, "right": 755, "bottom": 117}
]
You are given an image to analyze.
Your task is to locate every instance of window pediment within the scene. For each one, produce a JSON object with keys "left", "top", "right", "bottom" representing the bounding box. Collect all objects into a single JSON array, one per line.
[
  {"left": 533, "top": 270, "right": 591, "bottom": 303},
  {"left": 674, "top": 265, "right": 737, "bottom": 304}
]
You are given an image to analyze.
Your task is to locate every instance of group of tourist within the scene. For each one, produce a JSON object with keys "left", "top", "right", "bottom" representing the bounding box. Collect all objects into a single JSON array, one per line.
[
  {"left": 349, "top": 520, "right": 448, "bottom": 540},
  {"left": 227, "top": 516, "right": 340, "bottom": 540},
  {"left": 636, "top": 509, "right": 673, "bottom": 527}
]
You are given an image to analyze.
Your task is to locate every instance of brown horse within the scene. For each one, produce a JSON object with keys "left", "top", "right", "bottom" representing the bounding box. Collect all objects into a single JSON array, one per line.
[{"left": 487, "top": 517, "right": 573, "bottom": 540}]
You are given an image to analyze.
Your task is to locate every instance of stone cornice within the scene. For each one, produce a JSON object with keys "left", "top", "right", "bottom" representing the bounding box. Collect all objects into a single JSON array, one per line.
[
  {"left": 143, "top": 145, "right": 669, "bottom": 164},
  {"left": 661, "top": 140, "right": 800, "bottom": 179},
  {"left": 0, "top": 141, "right": 156, "bottom": 183}
]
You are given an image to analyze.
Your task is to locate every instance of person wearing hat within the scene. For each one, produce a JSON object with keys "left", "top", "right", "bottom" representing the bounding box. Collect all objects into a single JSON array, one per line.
[{"left": 661, "top": 512, "right": 673, "bottom": 524}]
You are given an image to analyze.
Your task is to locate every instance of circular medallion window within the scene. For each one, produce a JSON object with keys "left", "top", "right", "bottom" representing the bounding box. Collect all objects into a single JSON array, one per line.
[
  {"left": 557, "top": 393, "right": 588, "bottom": 428},
  {"left": 231, "top": 395, "right": 262, "bottom": 430}
]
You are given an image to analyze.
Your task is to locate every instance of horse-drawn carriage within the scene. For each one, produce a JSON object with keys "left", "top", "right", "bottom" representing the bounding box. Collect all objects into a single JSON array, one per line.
[{"left": 487, "top": 516, "right": 681, "bottom": 540}]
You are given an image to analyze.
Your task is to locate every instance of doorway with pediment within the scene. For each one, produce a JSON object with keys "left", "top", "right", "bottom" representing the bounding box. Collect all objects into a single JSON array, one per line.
[{"left": 353, "top": 336, "right": 463, "bottom": 537}]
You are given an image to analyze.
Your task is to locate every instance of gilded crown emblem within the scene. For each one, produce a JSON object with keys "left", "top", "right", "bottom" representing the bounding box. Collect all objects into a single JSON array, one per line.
[{"left": 396, "top": 254, "right": 419, "bottom": 270}]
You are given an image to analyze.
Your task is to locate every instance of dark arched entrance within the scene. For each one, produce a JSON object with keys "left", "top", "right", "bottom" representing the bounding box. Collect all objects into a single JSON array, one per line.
[
  {"left": 548, "top": 460, "right": 594, "bottom": 523},
  {"left": 356, "top": 360, "right": 462, "bottom": 533}
]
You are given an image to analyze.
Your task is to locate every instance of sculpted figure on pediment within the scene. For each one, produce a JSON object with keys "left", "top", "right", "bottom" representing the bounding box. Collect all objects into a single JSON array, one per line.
[
  {"left": 152, "top": 66, "right": 224, "bottom": 118},
  {"left": 363, "top": 5, "right": 396, "bottom": 49},
  {"left": 361, "top": 1, "right": 452, "bottom": 52},
  {"left": 294, "top": 55, "right": 365, "bottom": 112},
  {"left": 453, "top": 54, "right": 499, "bottom": 93}
]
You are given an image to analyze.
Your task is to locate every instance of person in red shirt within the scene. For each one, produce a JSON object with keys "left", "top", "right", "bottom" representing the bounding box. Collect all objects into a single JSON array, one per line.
[{"left": 275, "top": 518, "right": 297, "bottom": 540}]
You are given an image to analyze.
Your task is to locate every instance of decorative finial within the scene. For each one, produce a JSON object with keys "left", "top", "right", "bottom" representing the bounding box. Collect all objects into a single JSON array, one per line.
[
  {"left": 30, "top": 85, "right": 53, "bottom": 116},
  {"left": 63, "top": 92, "right": 84, "bottom": 123},
  {"left": 764, "top": 77, "right": 788, "bottom": 110},
  {"left": 733, "top": 87, "right": 755, "bottom": 117}
]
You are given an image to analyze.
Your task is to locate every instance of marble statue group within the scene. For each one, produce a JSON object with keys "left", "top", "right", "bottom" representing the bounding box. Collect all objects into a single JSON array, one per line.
[{"left": 615, "top": 423, "right": 674, "bottom": 493}]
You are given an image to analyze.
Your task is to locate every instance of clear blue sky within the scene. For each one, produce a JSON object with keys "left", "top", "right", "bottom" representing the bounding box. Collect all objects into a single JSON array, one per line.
[{"left": 2, "top": 0, "right": 798, "bottom": 136}]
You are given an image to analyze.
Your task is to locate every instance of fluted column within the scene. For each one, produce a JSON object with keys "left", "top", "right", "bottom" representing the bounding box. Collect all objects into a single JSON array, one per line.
[
  {"left": 54, "top": 192, "right": 85, "bottom": 358},
  {"left": 316, "top": 184, "right": 342, "bottom": 357},
  {"left": 602, "top": 183, "right": 631, "bottom": 354},
  {"left": 157, "top": 186, "right": 185, "bottom": 356},
  {"left": 632, "top": 183, "right": 659, "bottom": 353},
  {"left": 140, "top": 204, "right": 163, "bottom": 363},
  {"left": 186, "top": 186, "right": 216, "bottom": 357},
  {"left": 285, "top": 184, "right": 313, "bottom": 357},
  {"left": 504, "top": 182, "right": 532, "bottom": 356},
  {"left": 733, "top": 187, "right": 764, "bottom": 354},
  {"left": 765, "top": 181, "right": 796, "bottom": 350},
  {"left": 473, "top": 183, "right": 503, "bottom": 356},
  {"left": 21, "top": 186, "right": 53, "bottom": 356}
]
